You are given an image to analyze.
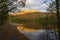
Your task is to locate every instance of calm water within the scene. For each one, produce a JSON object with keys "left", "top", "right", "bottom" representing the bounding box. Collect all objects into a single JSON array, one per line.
[{"left": 19, "top": 30, "right": 58, "bottom": 40}]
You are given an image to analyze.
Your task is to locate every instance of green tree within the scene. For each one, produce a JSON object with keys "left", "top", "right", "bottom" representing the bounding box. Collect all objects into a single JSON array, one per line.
[
  {"left": 47, "top": 0, "right": 60, "bottom": 40},
  {"left": 47, "top": 1, "right": 56, "bottom": 12},
  {"left": 43, "top": 0, "right": 60, "bottom": 40},
  {"left": 0, "top": 0, "right": 26, "bottom": 26},
  {"left": 0, "top": 0, "right": 9, "bottom": 25},
  {"left": 47, "top": 0, "right": 60, "bottom": 12},
  {"left": 56, "top": 0, "right": 60, "bottom": 40},
  {"left": 0, "top": 0, "right": 30, "bottom": 40}
]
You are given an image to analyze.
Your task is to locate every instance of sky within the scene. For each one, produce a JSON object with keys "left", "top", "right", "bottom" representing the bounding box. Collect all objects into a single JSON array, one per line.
[
  {"left": 13, "top": 0, "right": 55, "bottom": 12},
  {"left": 22, "top": 0, "right": 49, "bottom": 12},
  {"left": 19, "top": 0, "right": 53, "bottom": 12}
]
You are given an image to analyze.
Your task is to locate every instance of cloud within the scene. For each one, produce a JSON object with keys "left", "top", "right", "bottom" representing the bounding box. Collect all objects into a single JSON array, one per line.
[
  {"left": 26, "top": 0, "right": 41, "bottom": 6},
  {"left": 21, "top": 0, "right": 49, "bottom": 12},
  {"left": 14, "top": 0, "right": 52, "bottom": 12},
  {"left": 11, "top": 0, "right": 46, "bottom": 12},
  {"left": 11, "top": 0, "right": 53, "bottom": 12}
]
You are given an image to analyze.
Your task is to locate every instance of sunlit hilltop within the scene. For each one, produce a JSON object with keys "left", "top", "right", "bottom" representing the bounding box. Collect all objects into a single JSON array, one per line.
[
  {"left": 21, "top": 10, "right": 40, "bottom": 13},
  {"left": 9, "top": 10, "right": 40, "bottom": 15}
]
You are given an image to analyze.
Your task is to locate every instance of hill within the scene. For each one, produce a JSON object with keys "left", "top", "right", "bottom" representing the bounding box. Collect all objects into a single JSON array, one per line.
[
  {"left": 9, "top": 10, "right": 56, "bottom": 30},
  {"left": 16, "top": 12, "right": 49, "bottom": 19},
  {"left": 9, "top": 10, "right": 50, "bottom": 19}
]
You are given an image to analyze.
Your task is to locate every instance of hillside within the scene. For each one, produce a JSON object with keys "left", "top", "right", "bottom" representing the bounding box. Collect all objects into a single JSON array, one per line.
[
  {"left": 9, "top": 10, "right": 57, "bottom": 30},
  {"left": 9, "top": 10, "right": 51, "bottom": 29},
  {"left": 10, "top": 11, "right": 50, "bottom": 19},
  {"left": 16, "top": 12, "right": 50, "bottom": 19}
]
